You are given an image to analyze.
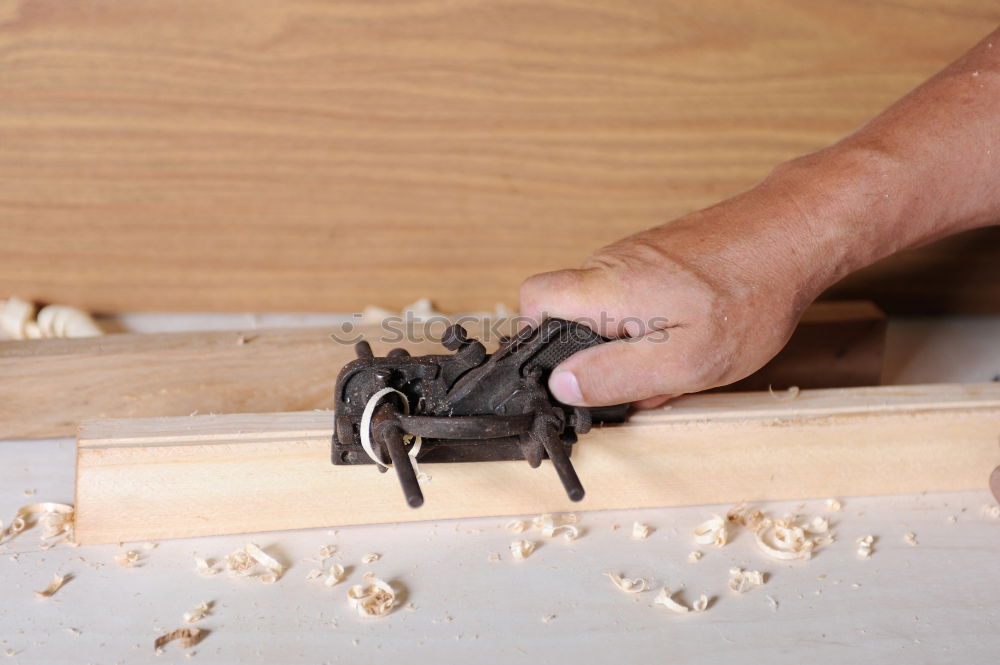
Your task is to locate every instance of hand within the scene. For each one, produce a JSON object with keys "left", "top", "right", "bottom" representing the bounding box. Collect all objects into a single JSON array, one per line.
[{"left": 520, "top": 156, "right": 857, "bottom": 408}]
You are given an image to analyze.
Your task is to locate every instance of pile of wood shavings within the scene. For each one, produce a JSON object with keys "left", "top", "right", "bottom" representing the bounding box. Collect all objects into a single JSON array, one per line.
[
  {"left": 224, "top": 543, "right": 284, "bottom": 583},
  {"left": 0, "top": 502, "right": 75, "bottom": 548},
  {"left": 726, "top": 503, "right": 834, "bottom": 561},
  {"left": 347, "top": 573, "right": 397, "bottom": 618}
]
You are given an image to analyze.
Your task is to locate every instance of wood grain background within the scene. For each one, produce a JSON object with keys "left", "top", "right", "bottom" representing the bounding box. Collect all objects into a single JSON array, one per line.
[{"left": 1, "top": 0, "right": 997, "bottom": 312}]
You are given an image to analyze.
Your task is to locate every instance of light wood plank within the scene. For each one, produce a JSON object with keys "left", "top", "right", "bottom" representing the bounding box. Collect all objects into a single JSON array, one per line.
[
  {"left": 74, "top": 383, "right": 1000, "bottom": 544},
  {"left": 1, "top": 1, "right": 997, "bottom": 313},
  {"left": 0, "top": 302, "right": 884, "bottom": 440}
]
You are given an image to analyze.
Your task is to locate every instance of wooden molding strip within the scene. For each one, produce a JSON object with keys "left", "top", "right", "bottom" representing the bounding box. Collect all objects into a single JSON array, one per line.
[
  {"left": 74, "top": 382, "right": 1000, "bottom": 544},
  {"left": 0, "top": 301, "right": 884, "bottom": 440}
]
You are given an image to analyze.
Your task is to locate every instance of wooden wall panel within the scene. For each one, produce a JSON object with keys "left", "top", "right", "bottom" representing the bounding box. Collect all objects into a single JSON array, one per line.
[{"left": 1, "top": 1, "right": 997, "bottom": 312}]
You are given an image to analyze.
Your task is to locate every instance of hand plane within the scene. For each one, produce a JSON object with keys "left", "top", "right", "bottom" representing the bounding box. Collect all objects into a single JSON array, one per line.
[{"left": 331, "top": 318, "right": 629, "bottom": 508}]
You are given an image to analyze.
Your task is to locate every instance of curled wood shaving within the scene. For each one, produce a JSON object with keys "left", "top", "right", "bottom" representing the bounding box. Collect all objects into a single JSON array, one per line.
[
  {"left": 982, "top": 504, "right": 1000, "bottom": 519},
  {"left": 154, "top": 628, "right": 203, "bottom": 652},
  {"left": 605, "top": 571, "right": 648, "bottom": 593},
  {"left": 654, "top": 586, "right": 708, "bottom": 614},
  {"left": 728, "top": 567, "right": 765, "bottom": 593},
  {"left": 361, "top": 552, "right": 380, "bottom": 564},
  {"left": 509, "top": 540, "right": 537, "bottom": 560},
  {"left": 532, "top": 513, "right": 580, "bottom": 541},
  {"left": 0, "top": 297, "right": 103, "bottom": 339},
  {"left": 768, "top": 385, "right": 800, "bottom": 402},
  {"left": 826, "top": 498, "right": 842, "bottom": 512},
  {"left": 754, "top": 520, "right": 811, "bottom": 560},
  {"left": 505, "top": 519, "right": 527, "bottom": 533},
  {"left": 115, "top": 550, "right": 141, "bottom": 568},
  {"left": 194, "top": 557, "right": 219, "bottom": 576},
  {"left": 308, "top": 563, "right": 346, "bottom": 587},
  {"left": 225, "top": 543, "right": 283, "bottom": 583},
  {"left": 1, "top": 503, "right": 75, "bottom": 546},
  {"left": 904, "top": 532, "right": 918, "bottom": 546},
  {"left": 856, "top": 534, "right": 875, "bottom": 559},
  {"left": 183, "top": 602, "right": 211, "bottom": 624},
  {"left": 34, "top": 573, "right": 68, "bottom": 598},
  {"left": 693, "top": 515, "right": 728, "bottom": 547},
  {"left": 347, "top": 572, "right": 396, "bottom": 618},
  {"left": 317, "top": 545, "right": 336, "bottom": 560},
  {"left": 688, "top": 551, "right": 703, "bottom": 562},
  {"left": 631, "top": 522, "right": 653, "bottom": 540}
]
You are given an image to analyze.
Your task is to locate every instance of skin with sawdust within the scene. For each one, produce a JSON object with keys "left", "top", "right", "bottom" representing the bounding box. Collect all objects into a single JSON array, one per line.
[{"left": 521, "top": 27, "right": 1000, "bottom": 409}]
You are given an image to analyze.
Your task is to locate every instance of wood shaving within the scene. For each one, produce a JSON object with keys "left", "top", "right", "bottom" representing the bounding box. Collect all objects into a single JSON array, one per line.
[
  {"left": 183, "top": 602, "right": 211, "bottom": 624},
  {"left": 532, "top": 513, "right": 580, "bottom": 541},
  {"left": 361, "top": 552, "right": 380, "bottom": 564},
  {"left": 754, "top": 518, "right": 822, "bottom": 561},
  {"left": 194, "top": 557, "right": 219, "bottom": 576},
  {"left": 542, "top": 614, "right": 556, "bottom": 623},
  {"left": 1, "top": 502, "right": 75, "bottom": 546},
  {"left": 856, "top": 534, "right": 875, "bottom": 559},
  {"left": 693, "top": 514, "right": 728, "bottom": 547},
  {"left": 605, "top": 571, "right": 648, "bottom": 593},
  {"left": 317, "top": 545, "right": 336, "bottom": 560},
  {"left": 631, "top": 522, "right": 653, "bottom": 539},
  {"left": 154, "top": 628, "right": 203, "bottom": 652},
  {"left": 768, "top": 385, "right": 800, "bottom": 402},
  {"left": 142, "top": 542, "right": 159, "bottom": 550},
  {"left": 505, "top": 519, "right": 527, "bottom": 533},
  {"left": 308, "top": 563, "right": 346, "bottom": 587},
  {"left": 0, "top": 297, "right": 103, "bottom": 339},
  {"left": 904, "top": 532, "right": 918, "bottom": 546},
  {"left": 727, "top": 503, "right": 765, "bottom": 531},
  {"left": 225, "top": 543, "right": 283, "bottom": 583},
  {"left": 347, "top": 572, "right": 396, "bottom": 618},
  {"left": 767, "top": 595, "right": 779, "bottom": 611},
  {"left": 688, "top": 551, "right": 703, "bottom": 562},
  {"left": 34, "top": 573, "right": 68, "bottom": 598},
  {"left": 826, "top": 498, "right": 842, "bottom": 512},
  {"left": 115, "top": 550, "right": 141, "bottom": 568},
  {"left": 726, "top": 504, "right": 832, "bottom": 561},
  {"left": 982, "top": 504, "right": 1000, "bottom": 519},
  {"left": 654, "top": 586, "right": 708, "bottom": 614},
  {"left": 728, "top": 567, "right": 765, "bottom": 593},
  {"left": 509, "top": 540, "right": 537, "bottom": 560},
  {"left": 487, "top": 553, "right": 501, "bottom": 562}
]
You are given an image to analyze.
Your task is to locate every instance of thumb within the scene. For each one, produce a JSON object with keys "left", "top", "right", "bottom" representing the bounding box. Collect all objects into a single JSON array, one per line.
[{"left": 548, "top": 330, "right": 706, "bottom": 406}]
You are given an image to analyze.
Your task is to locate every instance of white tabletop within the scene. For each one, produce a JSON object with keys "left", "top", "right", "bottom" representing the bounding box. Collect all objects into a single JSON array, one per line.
[{"left": 2, "top": 314, "right": 999, "bottom": 664}]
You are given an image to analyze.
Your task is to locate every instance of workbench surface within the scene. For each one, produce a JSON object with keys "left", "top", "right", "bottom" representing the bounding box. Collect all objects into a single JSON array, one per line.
[{"left": 2, "top": 315, "right": 999, "bottom": 664}]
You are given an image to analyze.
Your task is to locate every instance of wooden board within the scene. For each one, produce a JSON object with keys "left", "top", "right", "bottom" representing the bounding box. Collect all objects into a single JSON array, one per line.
[
  {"left": 0, "top": 301, "right": 884, "bottom": 440},
  {"left": 2, "top": 1, "right": 998, "bottom": 313},
  {"left": 73, "top": 383, "right": 1000, "bottom": 544}
]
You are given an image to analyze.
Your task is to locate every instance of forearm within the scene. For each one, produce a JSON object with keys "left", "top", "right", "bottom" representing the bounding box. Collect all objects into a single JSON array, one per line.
[{"left": 768, "top": 27, "right": 1000, "bottom": 294}]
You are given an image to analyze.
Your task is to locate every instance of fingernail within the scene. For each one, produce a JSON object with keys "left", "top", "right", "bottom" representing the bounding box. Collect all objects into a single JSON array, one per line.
[{"left": 550, "top": 370, "right": 584, "bottom": 405}]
